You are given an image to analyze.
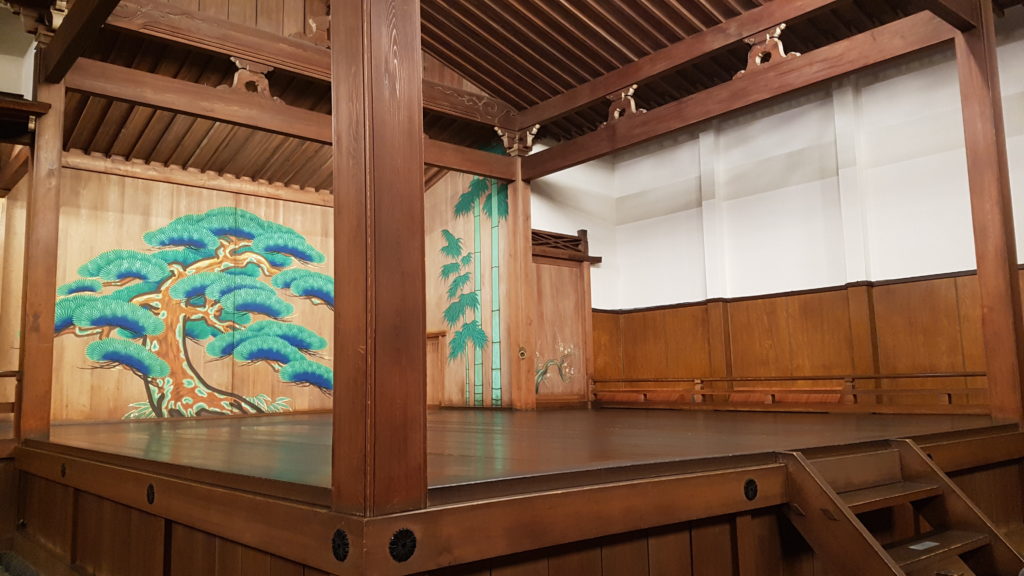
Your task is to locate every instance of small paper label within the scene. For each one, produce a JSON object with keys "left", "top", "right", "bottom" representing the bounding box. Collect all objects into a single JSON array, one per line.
[{"left": 908, "top": 541, "right": 940, "bottom": 551}]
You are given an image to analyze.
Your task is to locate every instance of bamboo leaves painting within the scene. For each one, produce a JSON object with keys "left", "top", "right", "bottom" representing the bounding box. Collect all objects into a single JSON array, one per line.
[
  {"left": 443, "top": 172, "right": 509, "bottom": 407},
  {"left": 440, "top": 229, "right": 487, "bottom": 404}
]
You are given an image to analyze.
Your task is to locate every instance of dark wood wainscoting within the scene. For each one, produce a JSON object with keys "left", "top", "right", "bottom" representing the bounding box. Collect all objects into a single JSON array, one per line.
[{"left": 593, "top": 270, "right": 1002, "bottom": 414}]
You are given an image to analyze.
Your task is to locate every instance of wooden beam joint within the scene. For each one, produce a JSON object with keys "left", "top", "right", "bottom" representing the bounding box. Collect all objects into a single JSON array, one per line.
[{"left": 495, "top": 124, "right": 539, "bottom": 157}]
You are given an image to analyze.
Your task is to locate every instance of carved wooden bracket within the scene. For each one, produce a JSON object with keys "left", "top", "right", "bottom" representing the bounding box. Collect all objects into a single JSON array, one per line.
[
  {"left": 734, "top": 24, "right": 800, "bottom": 79},
  {"left": 495, "top": 124, "right": 540, "bottom": 157},
  {"left": 602, "top": 84, "right": 645, "bottom": 127},
  {"left": 6, "top": 1, "right": 52, "bottom": 36},
  {"left": 221, "top": 57, "right": 280, "bottom": 102}
]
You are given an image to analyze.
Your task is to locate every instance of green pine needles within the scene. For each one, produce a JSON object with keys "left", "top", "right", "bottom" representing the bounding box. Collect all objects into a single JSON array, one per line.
[{"left": 55, "top": 207, "right": 335, "bottom": 419}]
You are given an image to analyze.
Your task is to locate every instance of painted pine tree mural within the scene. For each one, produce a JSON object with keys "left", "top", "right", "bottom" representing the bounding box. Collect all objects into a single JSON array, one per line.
[
  {"left": 439, "top": 229, "right": 486, "bottom": 405},
  {"left": 54, "top": 207, "right": 334, "bottom": 418},
  {"left": 453, "top": 175, "right": 509, "bottom": 407}
]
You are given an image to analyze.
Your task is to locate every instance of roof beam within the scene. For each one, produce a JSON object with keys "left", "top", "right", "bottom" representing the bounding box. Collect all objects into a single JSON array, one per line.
[
  {"left": 920, "top": 0, "right": 981, "bottom": 30},
  {"left": 514, "top": 0, "right": 844, "bottom": 129},
  {"left": 422, "top": 79, "right": 517, "bottom": 129},
  {"left": 41, "top": 0, "right": 123, "bottom": 82},
  {"left": 108, "top": 0, "right": 517, "bottom": 128},
  {"left": 522, "top": 12, "right": 957, "bottom": 181},
  {"left": 423, "top": 136, "right": 516, "bottom": 181},
  {"left": 65, "top": 58, "right": 331, "bottom": 143}
]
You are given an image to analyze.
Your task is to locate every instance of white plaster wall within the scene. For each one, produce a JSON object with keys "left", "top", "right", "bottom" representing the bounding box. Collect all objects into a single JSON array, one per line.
[
  {"left": 532, "top": 7, "right": 1024, "bottom": 309},
  {"left": 0, "top": 10, "right": 33, "bottom": 97},
  {"left": 1000, "top": 8, "right": 1024, "bottom": 257}
]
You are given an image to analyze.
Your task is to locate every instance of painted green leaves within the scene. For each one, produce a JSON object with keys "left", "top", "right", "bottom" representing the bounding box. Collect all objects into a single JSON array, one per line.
[
  {"left": 86, "top": 339, "right": 169, "bottom": 379},
  {"left": 440, "top": 228, "right": 487, "bottom": 364}
]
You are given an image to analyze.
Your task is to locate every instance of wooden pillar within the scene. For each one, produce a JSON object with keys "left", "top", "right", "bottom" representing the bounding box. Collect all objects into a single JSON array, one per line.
[
  {"left": 507, "top": 168, "right": 537, "bottom": 410},
  {"left": 16, "top": 66, "right": 63, "bottom": 441},
  {"left": 498, "top": 127, "right": 539, "bottom": 410},
  {"left": 331, "top": 0, "right": 426, "bottom": 515},
  {"left": 955, "top": 0, "right": 1024, "bottom": 422}
]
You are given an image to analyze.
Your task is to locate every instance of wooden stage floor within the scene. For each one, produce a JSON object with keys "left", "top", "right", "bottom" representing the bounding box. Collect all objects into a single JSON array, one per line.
[{"left": 31, "top": 408, "right": 1006, "bottom": 504}]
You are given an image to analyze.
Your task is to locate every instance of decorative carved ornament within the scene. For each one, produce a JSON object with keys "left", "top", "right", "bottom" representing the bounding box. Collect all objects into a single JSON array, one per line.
[
  {"left": 602, "top": 84, "right": 645, "bottom": 127},
  {"left": 495, "top": 124, "right": 539, "bottom": 157},
  {"left": 734, "top": 23, "right": 800, "bottom": 79},
  {"left": 220, "top": 57, "right": 280, "bottom": 102}
]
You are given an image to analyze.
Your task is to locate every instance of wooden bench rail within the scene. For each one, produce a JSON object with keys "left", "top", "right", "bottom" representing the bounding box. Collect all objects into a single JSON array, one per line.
[
  {"left": 592, "top": 372, "right": 986, "bottom": 384},
  {"left": 593, "top": 371, "right": 990, "bottom": 414}
]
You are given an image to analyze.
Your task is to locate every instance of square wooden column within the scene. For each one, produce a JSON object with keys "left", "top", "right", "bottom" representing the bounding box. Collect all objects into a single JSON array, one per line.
[
  {"left": 331, "top": 0, "right": 427, "bottom": 515},
  {"left": 507, "top": 159, "right": 537, "bottom": 410},
  {"left": 17, "top": 73, "right": 63, "bottom": 441},
  {"left": 956, "top": 0, "right": 1024, "bottom": 422}
]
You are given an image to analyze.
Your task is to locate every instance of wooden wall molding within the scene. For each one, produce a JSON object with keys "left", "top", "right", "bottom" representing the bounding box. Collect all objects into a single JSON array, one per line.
[{"left": 61, "top": 150, "right": 334, "bottom": 206}]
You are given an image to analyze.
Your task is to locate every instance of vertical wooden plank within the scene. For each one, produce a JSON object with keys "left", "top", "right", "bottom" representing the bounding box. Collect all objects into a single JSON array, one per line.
[
  {"left": 257, "top": 0, "right": 285, "bottom": 35},
  {"left": 648, "top": 527, "right": 692, "bottom": 576},
  {"left": 17, "top": 72, "right": 63, "bottom": 441},
  {"left": 847, "top": 285, "right": 879, "bottom": 402},
  {"left": 216, "top": 538, "right": 243, "bottom": 575},
  {"left": 691, "top": 518, "right": 735, "bottom": 576},
  {"left": 548, "top": 546, "right": 601, "bottom": 576},
  {"left": 282, "top": 0, "right": 306, "bottom": 38},
  {"left": 270, "top": 555, "right": 305, "bottom": 576},
  {"left": 508, "top": 168, "right": 536, "bottom": 409},
  {"left": 956, "top": 0, "right": 1024, "bottom": 422},
  {"left": 19, "top": 474, "right": 73, "bottom": 562},
  {"left": 581, "top": 260, "right": 595, "bottom": 405},
  {"left": 601, "top": 536, "right": 649, "bottom": 576},
  {"left": 332, "top": 0, "right": 426, "bottom": 515},
  {"left": 228, "top": 0, "right": 257, "bottom": 26},
  {"left": 0, "top": 460, "right": 15, "bottom": 546},
  {"left": 735, "top": 512, "right": 782, "bottom": 576},
  {"left": 707, "top": 301, "right": 731, "bottom": 394},
  {"left": 241, "top": 547, "right": 273, "bottom": 576},
  {"left": 491, "top": 555, "right": 548, "bottom": 576},
  {"left": 591, "top": 312, "right": 622, "bottom": 381},
  {"left": 169, "top": 524, "right": 217, "bottom": 576}
]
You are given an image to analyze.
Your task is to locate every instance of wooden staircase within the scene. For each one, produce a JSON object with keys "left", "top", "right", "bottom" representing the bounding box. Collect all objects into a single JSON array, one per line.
[{"left": 782, "top": 440, "right": 1024, "bottom": 575}]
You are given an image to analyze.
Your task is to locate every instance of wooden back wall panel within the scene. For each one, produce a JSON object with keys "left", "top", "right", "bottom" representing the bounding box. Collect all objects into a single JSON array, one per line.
[
  {"left": 595, "top": 272, "right": 989, "bottom": 412},
  {"left": 51, "top": 169, "right": 334, "bottom": 422}
]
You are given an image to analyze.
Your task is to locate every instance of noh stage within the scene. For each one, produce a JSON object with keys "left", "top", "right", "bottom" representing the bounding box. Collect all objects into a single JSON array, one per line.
[{"left": 25, "top": 408, "right": 1010, "bottom": 503}]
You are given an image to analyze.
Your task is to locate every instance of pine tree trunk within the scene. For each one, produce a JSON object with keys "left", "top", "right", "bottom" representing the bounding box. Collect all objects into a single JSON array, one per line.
[
  {"left": 490, "top": 185, "right": 502, "bottom": 407},
  {"left": 146, "top": 311, "right": 262, "bottom": 417},
  {"left": 473, "top": 198, "right": 484, "bottom": 406}
]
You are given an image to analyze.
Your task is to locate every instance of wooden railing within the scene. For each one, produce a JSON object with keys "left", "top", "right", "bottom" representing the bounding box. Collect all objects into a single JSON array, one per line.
[
  {"left": 592, "top": 372, "right": 990, "bottom": 415},
  {"left": 0, "top": 370, "right": 17, "bottom": 416},
  {"left": 1, "top": 370, "right": 18, "bottom": 457}
]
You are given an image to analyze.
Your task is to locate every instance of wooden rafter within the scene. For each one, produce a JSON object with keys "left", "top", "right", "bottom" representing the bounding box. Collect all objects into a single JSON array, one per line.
[
  {"left": 107, "top": 0, "right": 517, "bottom": 129},
  {"left": 65, "top": 58, "right": 332, "bottom": 143},
  {"left": 41, "top": 0, "right": 123, "bottom": 82},
  {"left": 513, "top": 0, "right": 844, "bottom": 128},
  {"left": 522, "top": 11, "right": 957, "bottom": 181}
]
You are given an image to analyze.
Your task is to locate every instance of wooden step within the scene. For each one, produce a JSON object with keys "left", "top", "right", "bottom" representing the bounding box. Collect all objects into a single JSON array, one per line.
[
  {"left": 885, "top": 530, "right": 989, "bottom": 572},
  {"left": 809, "top": 449, "right": 902, "bottom": 493},
  {"left": 840, "top": 481, "right": 943, "bottom": 514}
]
